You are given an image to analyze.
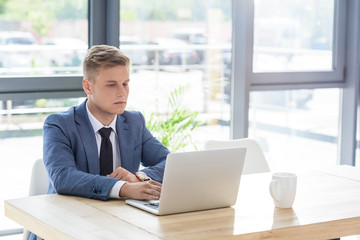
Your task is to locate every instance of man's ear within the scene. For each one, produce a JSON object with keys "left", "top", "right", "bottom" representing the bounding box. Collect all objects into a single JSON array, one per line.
[{"left": 83, "top": 78, "right": 92, "bottom": 95}]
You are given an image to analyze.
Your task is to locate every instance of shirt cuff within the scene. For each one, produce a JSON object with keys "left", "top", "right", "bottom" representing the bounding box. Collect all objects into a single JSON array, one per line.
[{"left": 109, "top": 180, "right": 126, "bottom": 199}]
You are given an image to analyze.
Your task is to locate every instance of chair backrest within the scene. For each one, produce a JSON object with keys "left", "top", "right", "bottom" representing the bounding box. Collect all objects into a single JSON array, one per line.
[
  {"left": 24, "top": 159, "right": 48, "bottom": 240},
  {"left": 28, "top": 159, "right": 49, "bottom": 196},
  {"left": 204, "top": 138, "right": 270, "bottom": 175}
]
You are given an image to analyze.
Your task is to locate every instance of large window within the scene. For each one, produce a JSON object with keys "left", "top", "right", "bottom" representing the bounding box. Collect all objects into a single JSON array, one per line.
[
  {"left": 0, "top": 0, "right": 87, "bottom": 76},
  {"left": 120, "top": 0, "right": 232, "bottom": 149},
  {"left": 243, "top": 0, "right": 347, "bottom": 173},
  {"left": 250, "top": 0, "right": 345, "bottom": 86},
  {"left": 249, "top": 89, "right": 340, "bottom": 172},
  {"left": 253, "top": 0, "right": 335, "bottom": 72}
]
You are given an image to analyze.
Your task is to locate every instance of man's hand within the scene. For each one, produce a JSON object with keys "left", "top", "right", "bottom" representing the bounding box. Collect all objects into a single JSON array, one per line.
[
  {"left": 107, "top": 167, "right": 139, "bottom": 182},
  {"left": 120, "top": 180, "right": 162, "bottom": 200}
]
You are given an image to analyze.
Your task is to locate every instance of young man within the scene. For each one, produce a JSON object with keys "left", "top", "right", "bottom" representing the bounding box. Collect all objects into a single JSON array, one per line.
[{"left": 43, "top": 45, "right": 170, "bottom": 200}]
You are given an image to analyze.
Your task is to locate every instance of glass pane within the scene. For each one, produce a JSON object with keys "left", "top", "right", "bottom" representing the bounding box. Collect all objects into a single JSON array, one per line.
[
  {"left": 0, "top": 0, "right": 88, "bottom": 76},
  {"left": 249, "top": 89, "right": 340, "bottom": 171},
  {"left": 0, "top": 97, "right": 85, "bottom": 232},
  {"left": 120, "top": 0, "right": 232, "bottom": 151},
  {"left": 253, "top": 0, "right": 334, "bottom": 72}
]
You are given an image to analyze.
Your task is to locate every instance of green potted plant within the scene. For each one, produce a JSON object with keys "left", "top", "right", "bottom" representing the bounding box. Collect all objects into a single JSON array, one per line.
[{"left": 146, "top": 86, "right": 202, "bottom": 152}]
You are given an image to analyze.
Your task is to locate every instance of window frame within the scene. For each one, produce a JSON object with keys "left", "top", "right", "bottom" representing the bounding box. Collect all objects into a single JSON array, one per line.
[
  {"left": 250, "top": 0, "right": 347, "bottom": 89},
  {"left": 232, "top": 0, "right": 360, "bottom": 167}
]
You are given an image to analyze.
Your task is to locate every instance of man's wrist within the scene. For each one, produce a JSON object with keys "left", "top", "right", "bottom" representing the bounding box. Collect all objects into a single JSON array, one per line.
[{"left": 109, "top": 180, "right": 126, "bottom": 199}]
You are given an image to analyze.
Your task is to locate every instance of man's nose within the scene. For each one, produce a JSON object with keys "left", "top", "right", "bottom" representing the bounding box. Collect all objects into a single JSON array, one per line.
[{"left": 116, "top": 85, "right": 126, "bottom": 96}]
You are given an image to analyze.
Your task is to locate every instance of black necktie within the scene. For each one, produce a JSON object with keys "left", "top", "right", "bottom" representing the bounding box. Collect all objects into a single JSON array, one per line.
[{"left": 99, "top": 127, "right": 113, "bottom": 176}]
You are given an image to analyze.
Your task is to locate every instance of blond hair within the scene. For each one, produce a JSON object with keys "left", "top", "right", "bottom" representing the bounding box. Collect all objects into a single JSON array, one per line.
[{"left": 83, "top": 45, "right": 131, "bottom": 81}]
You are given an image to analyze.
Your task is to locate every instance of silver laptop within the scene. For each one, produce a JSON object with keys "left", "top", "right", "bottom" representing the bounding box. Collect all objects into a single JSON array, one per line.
[{"left": 125, "top": 147, "right": 246, "bottom": 215}]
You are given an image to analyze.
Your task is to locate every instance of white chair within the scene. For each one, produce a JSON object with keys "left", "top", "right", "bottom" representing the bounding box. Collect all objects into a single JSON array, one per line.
[
  {"left": 23, "top": 159, "right": 48, "bottom": 240},
  {"left": 204, "top": 138, "right": 270, "bottom": 174}
]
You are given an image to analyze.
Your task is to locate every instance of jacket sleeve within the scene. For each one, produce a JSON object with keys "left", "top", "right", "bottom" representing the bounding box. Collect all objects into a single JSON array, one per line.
[
  {"left": 43, "top": 113, "right": 118, "bottom": 200},
  {"left": 136, "top": 112, "right": 170, "bottom": 183}
]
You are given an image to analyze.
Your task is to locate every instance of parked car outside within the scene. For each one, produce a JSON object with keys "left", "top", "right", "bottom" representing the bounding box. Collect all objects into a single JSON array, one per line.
[
  {"left": 172, "top": 28, "right": 207, "bottom": 45},
  {"left": 171, "top": 28, "right": 207, "bottom": 64},
  {"left": 0, "top": 31, "right": 36, "bottom": 45},
  {"left": 0, "top": 31, "right": 36, "bottom": 71},
  {"left": 119, "top": 35, "right": 148, "bottom": 67},
  {"left": 146, "top": 37, "right": 201, "bottom": 68},
  {"left": 42, "top": 37, "right": 88, "bottom": 68}
]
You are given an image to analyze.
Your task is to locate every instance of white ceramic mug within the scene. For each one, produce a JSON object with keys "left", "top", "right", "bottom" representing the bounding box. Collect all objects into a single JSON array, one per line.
[{"left": 269, "top": 172, "right": 297, "bottom": 208}]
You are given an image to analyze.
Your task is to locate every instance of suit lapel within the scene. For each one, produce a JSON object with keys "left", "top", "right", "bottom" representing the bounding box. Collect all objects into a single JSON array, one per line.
[
  {"left": 74, "top": 100, "right": 100, "bottom": 174},
  {"left": 116, "top": 114, "right": 134, "bottom": 171}
]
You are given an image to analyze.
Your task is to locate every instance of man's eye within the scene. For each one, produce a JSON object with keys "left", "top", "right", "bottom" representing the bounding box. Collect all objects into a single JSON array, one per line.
[{"left": 107, "top": 84, "right": 116, "bottom": 87}]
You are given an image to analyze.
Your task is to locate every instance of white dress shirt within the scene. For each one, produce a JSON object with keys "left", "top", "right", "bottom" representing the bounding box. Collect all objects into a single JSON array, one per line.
[{"left": 86, "top": 103, "right": 125, "bottom": 199}]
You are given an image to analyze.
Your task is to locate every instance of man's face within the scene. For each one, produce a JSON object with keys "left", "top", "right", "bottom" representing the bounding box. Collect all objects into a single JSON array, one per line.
[{"left": 83, "top": 65, "right": 129, "bottom": 124}]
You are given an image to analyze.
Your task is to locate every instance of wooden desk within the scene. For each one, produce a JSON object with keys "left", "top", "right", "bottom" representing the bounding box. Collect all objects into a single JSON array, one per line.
[{"left": 5, "top": 167, "right": 360, "bottom": 240}]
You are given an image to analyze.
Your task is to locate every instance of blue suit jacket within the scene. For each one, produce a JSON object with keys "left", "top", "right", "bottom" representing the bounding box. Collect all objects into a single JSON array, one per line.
[{"left": 43, "top": 100, "right": 170, "bottom": 200}]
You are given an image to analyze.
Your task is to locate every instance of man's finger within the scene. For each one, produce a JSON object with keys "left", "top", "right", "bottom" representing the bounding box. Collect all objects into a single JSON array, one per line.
[
  {"left": 147, "top": 188, "right": 161, "bottom": 197},
  {"left": 148, "top": 180, "right": 162, "bottom": 186}
]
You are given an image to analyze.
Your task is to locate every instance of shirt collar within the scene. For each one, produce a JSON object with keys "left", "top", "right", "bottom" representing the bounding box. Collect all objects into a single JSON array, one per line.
[{"left": 86, "top": 102, "right": 117, "bottom": 134}]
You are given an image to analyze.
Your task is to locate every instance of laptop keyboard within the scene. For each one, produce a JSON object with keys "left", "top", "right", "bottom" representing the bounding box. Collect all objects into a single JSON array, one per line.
[{"left": 145, "top": 200, "right": 159, "bottom": 210}]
